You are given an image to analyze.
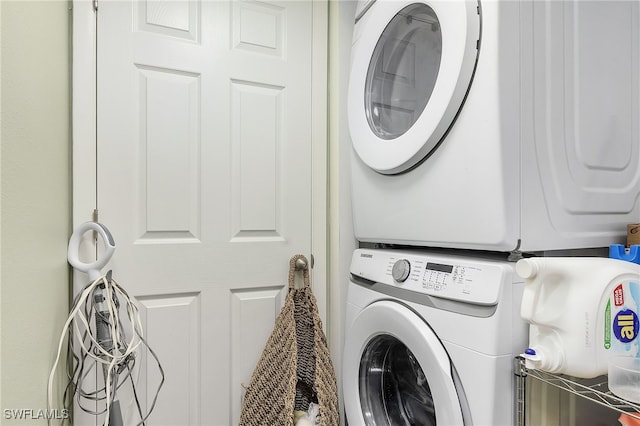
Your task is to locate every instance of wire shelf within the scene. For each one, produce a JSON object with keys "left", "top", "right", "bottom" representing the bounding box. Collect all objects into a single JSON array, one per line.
[{"left": 515, "top": 357, "right": 640, "bottom": 426}]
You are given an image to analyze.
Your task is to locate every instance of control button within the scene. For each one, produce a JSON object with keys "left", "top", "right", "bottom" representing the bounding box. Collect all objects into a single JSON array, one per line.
[{"left": 392, "top": 259, "right": 411, "bottom": 282}]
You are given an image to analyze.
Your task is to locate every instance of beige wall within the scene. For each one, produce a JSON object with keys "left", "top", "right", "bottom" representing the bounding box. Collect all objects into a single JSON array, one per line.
[{"left": 1, "top": 1, "right": 71, "bottom": 423}]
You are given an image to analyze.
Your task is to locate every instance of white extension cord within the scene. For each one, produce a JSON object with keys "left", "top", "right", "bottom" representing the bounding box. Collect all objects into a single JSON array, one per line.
[{"left": 47, "top": 273, "right": 147, "bottom": 426}]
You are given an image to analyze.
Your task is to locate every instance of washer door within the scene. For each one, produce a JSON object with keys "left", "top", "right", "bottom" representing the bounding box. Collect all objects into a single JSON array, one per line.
[
  {"left": 343, "top": 300, "right": 467, "bottom": 425},
  {"left": 348, "top": 0, "right": 480, "bottom": 174}
]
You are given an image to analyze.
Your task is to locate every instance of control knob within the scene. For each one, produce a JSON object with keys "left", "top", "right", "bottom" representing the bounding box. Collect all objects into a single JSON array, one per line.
[{"left": 392, "top": 259, "right": 411, "bottom": 283}]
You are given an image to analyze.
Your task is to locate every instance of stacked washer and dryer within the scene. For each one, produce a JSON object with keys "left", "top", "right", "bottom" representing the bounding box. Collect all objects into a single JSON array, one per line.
[{"left": 343, "top": 1, "right": 640, "bottom": 425}]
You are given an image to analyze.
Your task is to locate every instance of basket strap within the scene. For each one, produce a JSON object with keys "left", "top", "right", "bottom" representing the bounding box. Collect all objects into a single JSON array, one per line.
[{"left": 289, "top": 254, "right": 310, "bottom": 289}]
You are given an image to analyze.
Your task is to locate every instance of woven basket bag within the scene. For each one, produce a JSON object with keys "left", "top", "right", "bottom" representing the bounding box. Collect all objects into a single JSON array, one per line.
[{"left": 239, "top": 254, "right": 339, "bottom": 426}]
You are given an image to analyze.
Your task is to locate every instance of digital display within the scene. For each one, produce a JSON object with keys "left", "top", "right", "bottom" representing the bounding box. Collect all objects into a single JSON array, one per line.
[{"left": 426, "top": 262, "right": 453, "bottom": 273}]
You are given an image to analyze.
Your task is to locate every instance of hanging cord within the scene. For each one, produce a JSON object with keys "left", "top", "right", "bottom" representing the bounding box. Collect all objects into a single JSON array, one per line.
[{"left": 48, "top": 273, "right": 164, "bottom": 426}]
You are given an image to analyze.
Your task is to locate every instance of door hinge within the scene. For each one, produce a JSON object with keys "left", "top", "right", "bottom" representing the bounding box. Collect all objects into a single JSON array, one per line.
[
  {"left": 92, "top": 209, "right": 99, "bottom": 223},
  {"left": 93, "top": 0, "right": 98, "bottom": 12}
]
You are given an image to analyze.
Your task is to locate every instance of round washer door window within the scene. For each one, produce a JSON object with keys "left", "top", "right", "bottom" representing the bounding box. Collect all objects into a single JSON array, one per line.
[
  {"left": 342, "top": 300, "right": 467, "bottom": 425},
  {"left": 360, "top": 335, "right": 436, "bottom": 425},
  {"left": 348, "top": 0, "right": 480, "bottom": 174}
]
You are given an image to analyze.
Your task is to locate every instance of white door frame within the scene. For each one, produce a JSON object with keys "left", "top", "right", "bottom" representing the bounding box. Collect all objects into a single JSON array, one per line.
[{"left": 71, "top": 0, "right": 329, "bottom": 321}]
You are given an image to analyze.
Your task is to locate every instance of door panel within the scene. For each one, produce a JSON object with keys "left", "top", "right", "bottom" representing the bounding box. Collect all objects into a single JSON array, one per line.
[
  {"left": 229, "top": 287, "right": 285, "bottom": 422},
  {"left": 137, "top": 293, "right": 201, "bottom": 425},
  {"left": 78, "top": 1, "right": 326, "bottom": 425}
]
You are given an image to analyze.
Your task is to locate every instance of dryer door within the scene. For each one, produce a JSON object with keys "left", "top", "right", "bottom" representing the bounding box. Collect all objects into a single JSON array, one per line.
[
  {"left": 343, "top": 300, "right": 469, "bottom": 425},
  {"left": 348, "top": 0, "right": 480, "bottom": 174}
]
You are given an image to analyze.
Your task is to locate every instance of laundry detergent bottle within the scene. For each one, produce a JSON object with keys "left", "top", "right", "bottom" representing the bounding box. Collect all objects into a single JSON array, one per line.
[{"left": 517, "top": 257, "right": 640, "bottom": 378}]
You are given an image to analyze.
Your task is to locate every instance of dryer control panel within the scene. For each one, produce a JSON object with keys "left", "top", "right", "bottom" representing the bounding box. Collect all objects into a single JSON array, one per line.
[{"left": 351, "top": 248, "right": 509, "bottom": 306}]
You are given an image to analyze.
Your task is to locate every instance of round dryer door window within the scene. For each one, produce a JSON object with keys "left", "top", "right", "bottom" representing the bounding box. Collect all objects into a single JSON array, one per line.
[
  {"left": 348, "top": 0, "right": 480, "bottom": 174},
  {"left": 343, "top": 301, "right": 469, "bottom": 425}
]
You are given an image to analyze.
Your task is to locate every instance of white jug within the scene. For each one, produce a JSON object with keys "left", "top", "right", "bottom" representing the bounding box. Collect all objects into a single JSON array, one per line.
[{"left": 518, "top": 257, "right": 640, "bottom": 378}]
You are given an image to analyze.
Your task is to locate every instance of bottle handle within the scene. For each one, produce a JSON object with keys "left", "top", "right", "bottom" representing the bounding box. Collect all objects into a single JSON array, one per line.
[{"left": 517, "top": 259, "right": 540, "bottom": 322}]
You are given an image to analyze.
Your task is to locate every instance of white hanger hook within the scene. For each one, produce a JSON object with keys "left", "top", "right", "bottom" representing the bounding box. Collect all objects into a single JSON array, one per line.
[{"left": 67, "top": 221, "right": 116, "bottom": 281}]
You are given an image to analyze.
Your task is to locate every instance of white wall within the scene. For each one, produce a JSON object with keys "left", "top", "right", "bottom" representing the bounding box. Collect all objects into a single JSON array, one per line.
[
  {"left": 0, "top": 1, "right": 71, "bottom": 423},
  {"left": 328, "top": 1, "right": 358, "bottom": 421}
]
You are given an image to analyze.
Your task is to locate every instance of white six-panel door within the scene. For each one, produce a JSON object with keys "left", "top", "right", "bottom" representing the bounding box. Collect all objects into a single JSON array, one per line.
[{"left": 72, "top": 0, "right": 327, "bottom": 425}]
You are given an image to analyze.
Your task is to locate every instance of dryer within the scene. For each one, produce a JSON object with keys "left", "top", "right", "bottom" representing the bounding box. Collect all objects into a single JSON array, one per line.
[
  {"left": 348, "top": 0, "right": 640, "bottom": 252},
  {"left": 343, "top": 248, "right": 528, "bottom": 425}
]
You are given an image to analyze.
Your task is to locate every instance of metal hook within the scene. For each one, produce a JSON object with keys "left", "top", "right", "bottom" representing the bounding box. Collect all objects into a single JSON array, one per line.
[{"left": 295, "top": 257, "right": 308, "bottom": 271}]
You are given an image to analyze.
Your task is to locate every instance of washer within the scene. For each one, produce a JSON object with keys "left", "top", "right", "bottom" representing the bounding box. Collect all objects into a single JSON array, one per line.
[
  {"left": 343, "top": 248, "right": 528, "bottom": 425},
  {"left": 348, "top": 0, "right": 640, "bottom": 252}
]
